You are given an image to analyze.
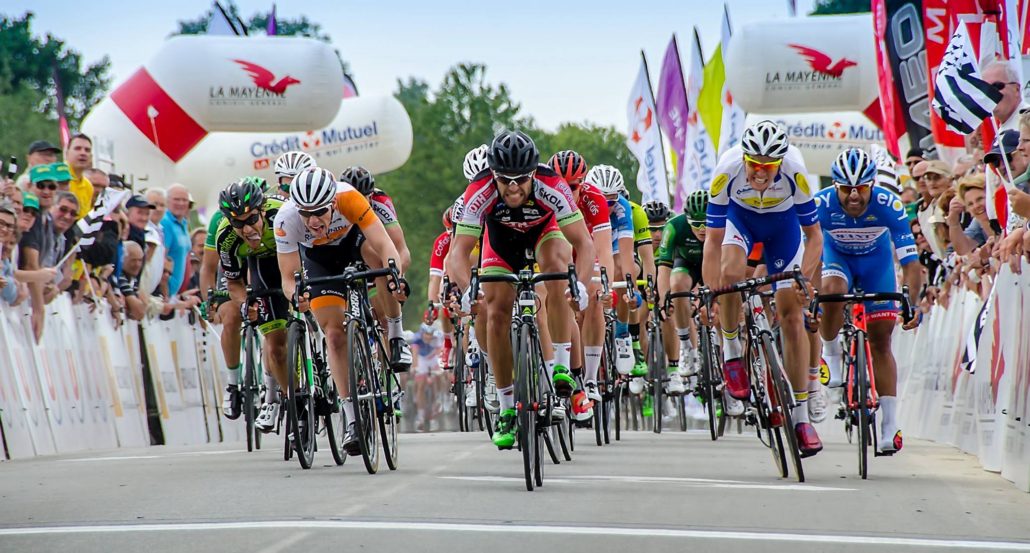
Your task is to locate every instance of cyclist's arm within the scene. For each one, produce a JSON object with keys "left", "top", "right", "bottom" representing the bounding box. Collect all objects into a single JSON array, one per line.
[
  {"left": 385, "top": 223, "right": 412, "bottom": 273},
  {"left": 638, "top": 243, "right": 656, "bottom": 286},
  {"left": 593, "top": 227, "right": 615, "bottom": 284},
  {"left": 702, "top": 228, "right": 724, "bottom": 288},
  {"left": 200, "top": 249, "right": 219, "bottom": 302},
  {"left": 277, "top": 252, "right": 302, "bottom": 305},
  {"left": 657, "top": 263, "right": 672, "bottom": 301},
  {"left": 800, "top": 222, "right": 822, "bottom": 280},
  {"left": 901, "top": 260, "right": 923, "bottom": 307},
  {"left": 445, "top": 233, "right": 476, "bottom": 292},
  {"left": 617, "top": 236, "right": 635, "bottom": 279},
  {"left": 362, "top": 218, "right": 405, "bottom": 279},
  {"left": 427, "top": 274, "right": 442, "bottom": 306},
  {"left": 560, "top": 218, "right": 596, "bottom": 288}
]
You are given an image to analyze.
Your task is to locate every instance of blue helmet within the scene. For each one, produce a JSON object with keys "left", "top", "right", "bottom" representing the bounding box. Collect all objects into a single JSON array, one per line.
[{"left": 830, "top": 148, "right": 877, "bottom": 187}]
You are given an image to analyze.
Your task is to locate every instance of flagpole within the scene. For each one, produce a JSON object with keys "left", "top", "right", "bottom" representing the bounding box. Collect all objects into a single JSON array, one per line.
[
  {"left": 989, "top": 116, "right": 1018, "bottom": 191},
  {"left": 640, "top": 50, "right": 671, "bottom": 205}
]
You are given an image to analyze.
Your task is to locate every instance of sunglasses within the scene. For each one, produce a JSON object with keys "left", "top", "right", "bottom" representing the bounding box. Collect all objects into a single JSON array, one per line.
[
  {"left": 688, "top": 221, "right": 706, "bottom": 231},
  {"left": 743, "top": 154, "right": 783, "bottom": 172},
  {"left": 494, "top": 172, "right": 534, "bottom": 187},
  {"left": 835, "top": 182, "right": 873, "bottom": 195},
  {"left": 298, "top": 206, "right": 330, "bottom": 219},
  {"left": 229, "top": 212, "right": 261, "bottom": 228},
  {"left": 55, "top": 206, "right": 77, "bottom": 216},
  {"left": 990, "top": 81, "right": 1018, "bottom": 90},
  {"left": 648, "top": 225, "right": 665, "bottom": 232},
  {"left": 35, "top": 181, "right": 58, "bottom": 191},
  {"left": 23, "top": 208, "right": 38, "bottom": 216}
]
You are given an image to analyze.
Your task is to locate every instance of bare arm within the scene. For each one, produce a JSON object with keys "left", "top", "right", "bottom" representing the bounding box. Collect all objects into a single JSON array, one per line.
[
  {"left": 562, "top": 219, "right": 596, "bottom": 286},
  {"left": 702, "top": 227, "right": 725, "bottom": 288},
  {"left": 593, "top": 228, "right": 615, "bottom": 281},
  {"left": 445, "top": 234, "right": 477, "bottom": 292},
  {"left": 385, "top": 224, "right": 412, "bottom": 273},
  {"left": 278, "top": 251, "right": 302, "bottom": 305},
  {"left": 800, "top": 223, "right": 823, "bottom": 280},
  {"left": 617, "top": 236, "right": 635, "bottom": 281},
  {"left": 200, "top": 249, "right": 219, "bottom": 301}
]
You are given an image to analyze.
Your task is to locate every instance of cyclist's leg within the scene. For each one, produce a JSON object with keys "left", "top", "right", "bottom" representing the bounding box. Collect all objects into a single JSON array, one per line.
[
  {"left": 819, "top": 248, "right": 852, "bottom": 388},
  {"left": 536, "top": 230, "right": 576, "bottom": 396},
  {"left": 359, "top": 236, "right": 412, "bottom": 369},
  {"left": 716, "top": 217, "right": 750, "bottom": 400},
  {"left": 577, "top": 270, "right": 605, "bottom": 415}
]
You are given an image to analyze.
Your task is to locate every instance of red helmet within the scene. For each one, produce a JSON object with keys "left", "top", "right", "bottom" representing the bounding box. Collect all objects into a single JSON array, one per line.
[
  {"left": 549, "top": 150, "right": 588, "bottom": 184},
  {"left": 442, "top": 205, "right": 453, "bottom": 230}
]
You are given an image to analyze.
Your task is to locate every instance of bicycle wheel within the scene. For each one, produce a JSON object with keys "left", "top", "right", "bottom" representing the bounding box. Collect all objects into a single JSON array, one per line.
[
  {"left": 479, "top": 358, "right": 495, "bottom": 439},
  {"left": 750, "top": 341, "right": 787, "bottom": 478},
  {"left": 286, "top": 322, "right": 317, "bottom": 469},
  {"left": 514, "top": 323, "right": 537, "bottom": 491},
  {"left": 699, "top": 326, "right": 721, "bottom": 441},
  {"left": 453, "top": 334, "right": 468, "bottom": 432},
  {"left": 855, "top": 332, "right": 869, "bottom": 480},
  {"left": 762, "top": 333, "right": 804, "bottom": 483},
  {"left": 379, "top": 359, "right": 400, "bottom": 471},
  {"left": 347, "top": 318, "right": 380, "bottom": 474},
  {"left": 614, "top": 379, "right": 623, "bottom": 441},
  {"left": 677, "top": 395, "right": 687, "bottom": 431},
  {"left": 242, "top": 328, "right": 258, "bottom": 453},
  {"left": 322, "top": 365, "right": 346, "bottom": 466},
  {"left": 648, "top": 329, "right": 665, "bottom": 434},
  {"left": 556, "top": 405, "right": 572, "bottom": 461}
]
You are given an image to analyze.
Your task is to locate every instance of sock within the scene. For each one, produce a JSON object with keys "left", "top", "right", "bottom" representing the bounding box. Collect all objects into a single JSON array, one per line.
[
  {"left": 615, "top": 321, "right": 630, "bottom": 339},
  {"left": 264, "top": 372, "right": 279, "bottom": 403},
  {"left": 808, "top": 366, "right": 821, "bottom": 392},
  {"left": 584, "top": 346, "right": 602, "bottom": 382},
  {"left": 498, "top": 385, "right": 515, "bottom": 411},
  {"left": 793, "top": 391, "right": 810, "bottom": 424},
  {"left": 822, "top": 335, "right": 842, "bottom": 358},
  {"left": 879, "top": 396, "right": 897, "bottom": 428},
  {"left": 629, "top": 323, "right": 641, "bottom": 344},
  {"left": 676, "top": 328, "right": 690, "bottom": 352},
  {"left": 572, "top": 366, "right": 584, "bottom": 378},
  {"left": 667, "top": 363, "right": 679, "bottom": 375},
  {"left": 343, "top": 399, "right": 355, "bottom": 423},
  {"left": 721, "top": 327, "right": 743, "bottom": 360},
  {"left": 387, "top": 316, "right": 403, "bottom": 340},
  {"left": 226, "top": 363, "right": 241, "bottom": 386},
  {"left": 553, "top": 342, "right": 571, "bottom": 369}
]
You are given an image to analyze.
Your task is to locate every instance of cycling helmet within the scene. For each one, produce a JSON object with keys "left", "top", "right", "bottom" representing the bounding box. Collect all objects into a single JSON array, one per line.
[
  {"left": 643, "top": 200, "right": 672, "bottom": 223},
  {"left": 463, "top": 144, "right": 489, "bottom": 180},
  {"left": 586, "top": 164, "right": 625, "bottom": 196},
  {"left": 290, "top": 167, "right": 337, "bottom": 209},
  {"left": 741, "top": 120, "right": 789, "bottom": 158},
  {"left": 548, "top": 150, "right": 588, "bottom": 183},
  {"left": 487, "top": 130, "right": 539, "bottom": 174},
  {"left": 442, "top": 205, "right": 453, "bottom": 230},
  {"left": 219, "top": 178, "right": 265, "bottom": 218},
  {"left": 240, "top": 175, "right": 269, "bottom": 194},
  {"left": 339, "top": 166, "right": 375, "bottom": 196},
  {"left": 684, "top": 190, "right": 710, "bottom": 223},
  {"left": 274, "top": 151, "right": 316, "bottom": 178},
  {"left": 830, "top": 148, "right": 877, "bottom": 187}
]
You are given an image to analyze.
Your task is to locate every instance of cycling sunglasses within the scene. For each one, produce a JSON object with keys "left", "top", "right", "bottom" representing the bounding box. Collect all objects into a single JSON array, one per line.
[
  {"left": 835, "top": 181, "right": 873, "bottom": 195},
  {"left": 743, "top": 154, "right": 783, "bottom": 172},
  {"left": 687, "top": 220, "right": 706, "bottom": 231},
  {"left": 229, "top": 212, "right": 262, "bottom": 228},
  {"left": 493, "top": 171, "right": 534, "bottom": 187},
  {"left": 298, "top": 206, "right": 331, "bottom": 219}
]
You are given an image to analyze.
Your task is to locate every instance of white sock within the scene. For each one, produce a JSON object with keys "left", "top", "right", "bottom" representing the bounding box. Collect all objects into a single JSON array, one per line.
[
  {"left": 553, "top": 342, "right": 571, "bottom": 369},
  {"left": 722, "top": 327, "right": 743, "bottom": 360},
  {"left": 677, "top": 328, "right": 691, "bottom": 353},
  {"left": 793, "top": 391, "right": 810, "bottom": 424},
  {"left": 226, "top": 364, "right": 241, "bottom": 386},
  {"left": 498, "top": 385, "right": 515, "bottom": 410},
  {"left": 879, "top": 396, "right": 897, "bottom": 428},
  {"left": 343, "top": 399, "right": 355, "bottom": 423},
  {"left": 584, "top": 346, "right": 602, "bottom": 382},
  {"left": 822, "top": 335, "right": 842, "bottom": 358},
  {"left": 808, "top": 366, "right": 821, "bottom": 393},
  {"left": 387, "top": 316, "right": 403, "bottom": 339},
  {"left": 264, "top": 372, "right": 279, "bottom": 402}
]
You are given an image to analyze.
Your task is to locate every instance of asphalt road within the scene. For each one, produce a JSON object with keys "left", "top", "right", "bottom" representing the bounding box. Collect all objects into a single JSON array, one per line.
[{"left": 2, "top": 420, "right": 1029, "bottom": 553}]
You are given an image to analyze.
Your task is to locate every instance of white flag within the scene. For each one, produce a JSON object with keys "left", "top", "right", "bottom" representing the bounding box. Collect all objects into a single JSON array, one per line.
[
  {"left": 684, "top": 29, "right": 717, "bottom": 197},
  {"left": 626, "top": 55, "right": 670, "bottom": 204},
  {"left": 931, "top": 22, "right": 1003, "bottom": 134},
  {"left": 717, "top": 6, "right": 746, "bottom": 155}
]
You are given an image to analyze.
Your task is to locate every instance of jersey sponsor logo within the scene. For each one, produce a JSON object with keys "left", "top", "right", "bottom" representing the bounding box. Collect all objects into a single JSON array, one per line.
[
  {"left": 892, "top": 199, "right": 903, "bottom": 212},
  {"left": 864, "top": 214, "right": 878, "bottom": 222},
  {"left": 876, "top": 192, "right": 891, "bottom": 206},
  {"left": 828, "top": 228, "right": 886, "bottom": 244},
  {"left": 462, "top": 186, "right": 493, "bottom": 222},
  {"left": 710, "top": 174, "right": 730, "bottom": 196},
  {"left": 739, "top": 196, "right": 787, "bottom": 209},
  {"left": 274, "top": 227, "right": 287, "bottom": 237},
  {"left": 795, "top": 173, "right": 810, "bottom": 195},
  {"left": 535, "top": 185, "right": 568, "bottom": 212}
]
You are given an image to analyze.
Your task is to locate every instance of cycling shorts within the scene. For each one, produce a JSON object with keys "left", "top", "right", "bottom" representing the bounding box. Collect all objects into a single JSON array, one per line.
[
  {"left": 480, "top": 216, "right": 564, "bottom": 275},
  {"left": 722, "top": 206, "right": 803, "bottom": 291},
  {"left": 299, "top": 227, "right": 366, "bottom": 310},
  {"left": 242, "top": 255, "right": 288, "bottom": 335},
  {"left": 671, "top": 256, "right": 703, "bottom": 287},
  {"left": 821, "top": 245, "right": 899, "bottom": 320}
]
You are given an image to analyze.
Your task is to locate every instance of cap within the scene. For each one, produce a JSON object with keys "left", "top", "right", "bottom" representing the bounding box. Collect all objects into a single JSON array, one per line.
[
  {"left": 29, "top": 165, "right": 55, "bottom": 184},
  {"left": 23, "top": 192, "right": 40, "bottom": 211},
  {"left": 126, "top": 194, "right": 156, "bottom": 209},
  {"left": 50, "top": 162, "right": 71, "bottom": 182},
  {"left": 923, "top": 160, "right": 953, "bottom": 178},
  {"left": 984, "top": 130, "right": 1020, "bottom": 165},
  {"left": 905, "top": 147, "right": 924, "bottom": 160},
  {"left": 28, "top": 140, "right": 61, "bottom": 155}
]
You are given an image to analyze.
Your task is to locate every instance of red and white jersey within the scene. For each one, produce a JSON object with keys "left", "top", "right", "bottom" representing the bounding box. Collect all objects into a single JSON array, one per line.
[
  {"left": 454, "top": 164, "right": 583, "bottom": 237},
  {"left": 429, "top": 231, "right": 451, "bottom": 277},
  {"left": 369, "top": 188, "right": 399, "bottom": 227},
  {"left": 576, "top": 183, "right": 611, "bottom": 234}
]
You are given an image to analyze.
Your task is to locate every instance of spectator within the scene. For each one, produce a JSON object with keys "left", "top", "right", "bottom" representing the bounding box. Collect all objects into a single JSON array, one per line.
[
  {"left": 1009, "top": 113, "right": 1030, "bottom": 219},
  {"left": 117, "top": 241, "right": 146, "bottom": 321},
  {"left": 900, "top": 186, "right": 918, "bottom": 206},
  {"left": 0, "top": 201, "right": 19, "bottom": 305},
  {"left": 47, "top": 192, "right": 80, "bottom": 303},
  {"left": 187, "top": 228, "right": 206, "bottom": 291},
  {"left": 19, "top": 165, "right": 62, "bottom": 339},
  {"left": 935, "top": 188, "right": 958, "bottom": 252},
  {"left": 981, "top": 61, "right": 1027, "bottom": 132},
  {"left": 949, "top": 175, "right": 993, "bottom": 255},
  {"left": 146, "top": 188, "right": 166, "bottom": 227},
  {"left": 916, "top": 160, "right": 952, "bottom": 260},
  {"left": 904, "top": 148, "right": 924, "bottom": 175},
  {"left": 63, "top": 134, "right": 95, "bottom": 219},
  {"left": 14, "top": 140, "right": 61, "bottom": 190},
  {"left": 84, "top": 168, "right": 108, "bottom": 206},
  {"left": 125, "top": 194, "right": 154, "bottom": 250},
  {"left": 162, "top": 184, "right": 192, "bottom": 295},
  {"left": 17, "top": 192, "right": 39, "bottom": 234}
]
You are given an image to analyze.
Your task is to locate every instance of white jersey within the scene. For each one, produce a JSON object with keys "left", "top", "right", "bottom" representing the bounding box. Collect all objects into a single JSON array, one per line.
[{"left": 707, "top": 144, "right": 817, "bottom": 228}]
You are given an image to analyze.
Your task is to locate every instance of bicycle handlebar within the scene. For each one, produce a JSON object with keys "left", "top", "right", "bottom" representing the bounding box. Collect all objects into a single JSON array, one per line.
[
  {"left": 702, "top": 267, "right": 806, "bottom": 302},
  {"left": 292, "top": 259, "right": 400, "bottom": 306},
  {"left": 470, "top": 264, "right": 579, "bottom": 308},
  {"left": 809, "top": 286, "right": 914, "bottom": 324}
]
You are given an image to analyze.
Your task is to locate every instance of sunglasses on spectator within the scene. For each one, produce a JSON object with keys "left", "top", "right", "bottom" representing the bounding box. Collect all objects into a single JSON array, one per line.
[
  {"left": 55, "top": 206, "right": 77, "bottom": 216},
  {"left": 494, "top": 172, "right": 534, "bottom": 187},
  {"left": 24, "top": 207, "right": 38, "bottom": 216},
  {"left": 35, "top": 181, "right": 58, "bottom": 191},
  {"left": 743, "top": 154, "right": 783, "bottom": 172},
  {"left": 229, "top": 212, "right": 262, "bottom": 228},
  {"left": 0, "top": 219, "right": 14, "bottom": 231},
  {"left": 298, "top": 206, "right": 330, "bottom": 219},
  {"left": 990, "top": 81, "right": 1018, "bottom": 90}
]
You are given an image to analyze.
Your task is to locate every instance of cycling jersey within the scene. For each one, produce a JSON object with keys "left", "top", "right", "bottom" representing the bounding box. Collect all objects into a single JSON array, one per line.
[
  {"left": 214, "top": 197, "right": 284, "bottom": 281},
  {"left": 813, "top": 186, "right": 917, "bottom": 263},
  {"left": 370, "top": 188, "right": 399, "bottom": 227},
  {"left": 274, "top": 182, "right": 378, "bottom": 253},
  {"left": 657, "top": 214, "right": 704, "bottom": 286},
  {"left": 203, "top": 211, "right": 225, "bottom": 251},
  {"left": 629, "top": 201, "right": 651, "bottom": 246},
  {"left": 576, "top": 183, "right": 611, "bottom": 234},
  {"left": 429, "top": 230, "right": 451, "bottom": 278},
  {"left": 608, "top": 195, "right": 634, "bottom": 253}
]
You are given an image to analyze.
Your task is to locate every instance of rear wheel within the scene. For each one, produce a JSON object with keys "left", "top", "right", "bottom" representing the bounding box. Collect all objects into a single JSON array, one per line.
[
  {"left": 648, "top": 328, "right": 665, "bottom": 434},
  {"left": 323, "top": 372, "right": 346, "bottom": 466},
  {"left": 347, "top": 319, "right": 379, "bottom": 475},
  {"left": 379, "top": 359, "right": 400, "bottom": 471},
  {"left": 699, "top": 326, "right": 722, "bottom": 441}
]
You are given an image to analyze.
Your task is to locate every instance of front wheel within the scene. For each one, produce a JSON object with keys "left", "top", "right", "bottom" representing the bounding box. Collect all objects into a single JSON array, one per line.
[
  {"left": 286, "top": 322, "right": 316, "bottom": 469},
  {"left": 347, "top": 319, "right": 380, "bottom": 474},
  {"left": 763, "top": 333, "right": 804, "bottom": 483}
]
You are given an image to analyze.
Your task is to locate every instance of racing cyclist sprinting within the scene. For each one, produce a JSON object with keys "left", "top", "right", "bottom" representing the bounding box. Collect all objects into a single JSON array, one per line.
[
  {"left": 274, "top": 150, "right": 316, "bottom": 196},
  {"left": 446, "top": 130, "right": 595, "bottom": 449},
  {"left": 815, "top": 148, "right": 923, "bottom": 454},
  {"left": 701, "top": 120, "right": 825, "bottom": 457}
]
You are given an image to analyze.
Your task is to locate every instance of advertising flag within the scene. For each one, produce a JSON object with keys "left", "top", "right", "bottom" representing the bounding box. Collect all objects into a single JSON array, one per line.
[
  {"left": 626, "top": 53, "right": 670, "bottom": 204},
  {"left": 656, "top": 35, "right": 688, "bottom": 208}
]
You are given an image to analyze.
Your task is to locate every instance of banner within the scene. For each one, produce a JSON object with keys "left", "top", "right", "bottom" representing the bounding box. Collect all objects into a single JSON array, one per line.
[
  {"left": 881, "top": 0, "right": 937, "bottom": 157},
  {"left": 656, "top": 35, "right": 688, "bottom": 208},
  {"left": 698, "top": 4, "right": 747, "bottom": 156},
  {"left": 626, "top": 53, "right": 670, "bottom": 204},
  {"left": 683, "top": 29, "right": 718, "bottom": 197},
  {"left": 873, "top": 0, "right": 904, "bottom": 157}
]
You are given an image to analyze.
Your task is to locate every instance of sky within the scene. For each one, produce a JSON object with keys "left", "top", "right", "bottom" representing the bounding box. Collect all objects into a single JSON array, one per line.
[{"left": 10, "top": 0, "right": 818, "bottom": 131}]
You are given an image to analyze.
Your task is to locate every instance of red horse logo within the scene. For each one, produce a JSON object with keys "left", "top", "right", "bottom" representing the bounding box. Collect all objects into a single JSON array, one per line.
[
  {"left": 787, "top": 44, "right": 857, "bottom": 78},
  {"left": 233, "top": 60, "right": 301, "bottom": 94}
]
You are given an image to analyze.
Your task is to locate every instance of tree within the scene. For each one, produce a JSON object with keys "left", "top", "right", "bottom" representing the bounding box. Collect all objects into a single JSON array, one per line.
[
  {"left": 810, "top": 0, "right": 871, "bottom": 15},
  {"left": 0, "top": 85, "right": 59, "bottom": 160},
  {"left": 0, "top": 13, "right": 111, "bottom": 130},
  {"left": 535, "top": 123, "right": 638, "bottom": 199}
]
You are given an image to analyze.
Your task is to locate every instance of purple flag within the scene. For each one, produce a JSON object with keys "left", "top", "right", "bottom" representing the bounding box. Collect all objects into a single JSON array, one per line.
[
  {"left": 267, "top": 4, "right": 277, "bottom": 36},
  {"left": 655, "top": 35, "right": 688, "bottom": 209}
]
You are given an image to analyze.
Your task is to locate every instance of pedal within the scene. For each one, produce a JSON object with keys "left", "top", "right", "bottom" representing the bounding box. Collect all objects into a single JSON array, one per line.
[{"left": 834, "top": 407, "right": 847, "bottom": 421}]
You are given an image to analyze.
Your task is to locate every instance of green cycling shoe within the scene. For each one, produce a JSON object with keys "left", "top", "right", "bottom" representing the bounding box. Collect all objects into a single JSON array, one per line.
[
  {"left": 552, "top": 364, "right": 575, "bottom": 398},
  {"left": 492, "top": 408, "right": 517, "bottom": 449},
  {"left": 642, "top": 395, "right": 654, "bottom": 417}
]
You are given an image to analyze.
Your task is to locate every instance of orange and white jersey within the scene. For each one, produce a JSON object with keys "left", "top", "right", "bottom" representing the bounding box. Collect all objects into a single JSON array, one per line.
[{"left": 274, "top": 181, "right": 378, "bottom": 253}]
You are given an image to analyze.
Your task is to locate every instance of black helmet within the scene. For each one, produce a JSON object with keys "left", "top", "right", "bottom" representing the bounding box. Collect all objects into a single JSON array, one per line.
[
  {"left": 218, "top": 178, "right": 264, "bottom": 218},
  {"left": 642, "top": 201, "right": 672, "bottom": 224},
  {"left": 339, "top": 166, "right": 375, "bottom": 196},
  {"left": 487, "top": 130, "right": 539, "bottom": 174}
]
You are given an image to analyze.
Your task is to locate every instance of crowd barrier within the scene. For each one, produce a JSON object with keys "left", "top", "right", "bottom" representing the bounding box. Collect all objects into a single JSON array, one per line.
[{"left": 896, "top": 260, "right": 1030, "bottom": 493}]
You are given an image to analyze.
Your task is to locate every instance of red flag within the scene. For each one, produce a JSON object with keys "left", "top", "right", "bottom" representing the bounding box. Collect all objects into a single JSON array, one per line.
[
  {"left": 52, "top": 65, "right": 70, "bottom": 148},
  {"left": 872, "top": 0, "right": 903, "bottom": 158}
]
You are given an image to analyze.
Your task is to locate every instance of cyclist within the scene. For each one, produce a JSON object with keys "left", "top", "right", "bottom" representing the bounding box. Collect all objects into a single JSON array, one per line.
[
  {"left": 815, "top": 148, "right": 923, "bottom": 453},
  {"left": 549, "top": 150, "right": 615, "bottom": 421},
  {"left": 212, "top": 179, "right": 290, "bottom": 431},
  {"left": 624, "top": 189, "right": 657, "bottom": 379},
  {"left": 275, "top": 167, "right": 410, "bottom": 454},
  {"left": 701, "top": 120, "right": 825, "bottom": 457},
  {"left": 446, "top": 130, "right": 595, "bottom": 449},
  {"left": 273, "top": 151, "right": 316, "bottom": 196},
  {"left": 339, "top": 165, "right": 413, "bottom": 369}
]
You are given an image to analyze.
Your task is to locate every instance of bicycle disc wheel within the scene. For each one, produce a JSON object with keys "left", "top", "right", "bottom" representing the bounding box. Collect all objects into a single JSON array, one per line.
[
  {"left": 347, "top": 319, "right": 379, "bottom": 474},
  {"left": 514, "top": 324, "right": 535, "bottom": 491},
  {"left": 855, "top": 333, "right": 869, "bottom": 480},
  {"left": 763, "top": 333, "right": 804, "bottom": 483},
  {"left": 379, "top": 360, "right": 400, "bottom": 471},
  {"left": 242, "top": 328, "right": 258, "bottom": 453},
  {"left": 286, "top": 322, "right": 316, "bottom": 469}
]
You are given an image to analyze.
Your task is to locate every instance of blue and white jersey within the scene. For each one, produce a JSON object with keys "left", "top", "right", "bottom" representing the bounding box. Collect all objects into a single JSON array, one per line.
[
  {"left": 608, "top": 195, "right": 634, "bottom": 253},
  {"left": 814, "top": 185, "right": 918, "bottom": 265},
  {"left": 706, "top": 144, "right": 818, "bottom": 228}
]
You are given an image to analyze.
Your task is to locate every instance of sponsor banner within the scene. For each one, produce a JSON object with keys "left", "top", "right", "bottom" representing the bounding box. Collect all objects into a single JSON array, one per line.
[
  {"left": 626, "top": 55, "right": 671, "bottom": 204},
  {"left": 746, "top": 112, "right": 892, "bottom": 174},
  {"left": 683, "top": 30, "right": 718, "bottom": 199},
  {"left": 0, "top": 308, "right": 45, "bottom": 458},
  {"left": 97, "top": 315, "right": 149, "bottom": 449},
  {"left": 881, "top": 0, "right": 938, "bottom": 157},
  {"left": 656, "top": 35, "right": 689, "bottom": 206},
  {"left": 68, "top": 303, "right": 119, "bottom": 451}
]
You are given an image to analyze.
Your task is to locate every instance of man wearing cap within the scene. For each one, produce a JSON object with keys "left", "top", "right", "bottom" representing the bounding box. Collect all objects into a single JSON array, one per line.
[
  {"left": 17, "top": 192, "right": 40, "bottom": 233},
  {"left": 64, "top": 134, "right": 95, "bottom": 219},
  {"left": 915, "top": 160, "right": 952, "bottom": 260},
  {"left": 125, "top": 194, "right": 154, "bottom": 250},
  {"left": 19, "top": 165, "right": 65, "bottom": 339},
  {"left": 15, "top": 140, "right": 61, "bottom": 190}
]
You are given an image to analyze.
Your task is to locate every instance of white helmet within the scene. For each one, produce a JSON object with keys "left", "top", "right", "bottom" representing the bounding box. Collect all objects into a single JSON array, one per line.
[
  {"left": 463, "top": 144, "right": 489, "bottom": 181},
  {"left": 274, "top": 151, "right": 316, "bottom": 178},
  {"left": 586, "top": 164, "right": 624, "bottom": 195},
  {"left": 741, "top": 120, "right": 790, "bottom": 158},
  {"left": 290, "top": 167, "right": 337, "bottom": 209}
]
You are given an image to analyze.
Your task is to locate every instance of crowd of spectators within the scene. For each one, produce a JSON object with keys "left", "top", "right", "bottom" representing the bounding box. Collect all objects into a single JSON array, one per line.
[{"left": 0, "top": 134, "right": 204, "bottom": 341}]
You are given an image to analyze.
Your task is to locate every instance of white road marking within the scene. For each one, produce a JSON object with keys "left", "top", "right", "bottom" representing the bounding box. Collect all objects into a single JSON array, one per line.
[
  {"left": 56, "top": 449, "right": 244, "bottom": 462},
  {"left": 437, "top": 475, "right": 855, "bottom": 492},
  {"left": 1, "top": 520, "right": 1028, "bottom": 550},
  {"left": 258, "top": 531, "right": 309, "bottom": 553}
]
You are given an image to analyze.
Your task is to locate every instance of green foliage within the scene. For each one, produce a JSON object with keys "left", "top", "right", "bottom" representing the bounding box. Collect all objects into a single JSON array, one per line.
[
  {"left": 0, "top": 12, "right": 110, "bottom": 130},
  {"left": 810, "top": 0, "right": 871, "bottom": 15},
  {"left": 535, "top": 124, "right": 638, "bottom": 200},
  {"left": 0, "top": 84, "right": 60, "bottom": 159}
]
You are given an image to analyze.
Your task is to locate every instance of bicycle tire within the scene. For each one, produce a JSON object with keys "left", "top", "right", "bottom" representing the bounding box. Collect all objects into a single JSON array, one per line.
[
  {"left": 479, "top": 357, "right": 495, "bottom": 439},
  {"left": 243, "top": 328, "right": 258, "bottom": 453},
  {"left": 648, "top": 329, "right": 665, "bottom": 434},
  {"left": 347, "top": 318, "right": 379, "bottom": 474},
  {"left": 323, "top": 368, "right": 346, "bottom": 466},
  {"left": 614, "top": 380, "right": 623, "bottom": 441},
  {"left": 534, "top": 359, "right": 546, "bottom": 488},
  {"left": 453, "top": 332, "right": 468, "bottom": 432},
  {"left": 286, "top": 321, "right": 316, "bottom": 469},
  {"left": 379, "top": 360, "right": 400, "bottom": 471},
  {"left": 855, "top": 332, "right": 869, "bottom": 480},
  {"left": 699, "top": 326, "right": 720, "bottom": 441},
  {"left": 678, "top": 395, "right": 687, "bottom": 431},
  {"left": 762, "top": 333, "right": 804, "bottom": 483},
  {"left": 557, "top": 408, "right": 572, "bottom": 461},
  {"left": 514, "top": 323, "right": 535, "bottom": 491},
  {"left": 750, "top": 341, "right": 787, "bottom": 477}
]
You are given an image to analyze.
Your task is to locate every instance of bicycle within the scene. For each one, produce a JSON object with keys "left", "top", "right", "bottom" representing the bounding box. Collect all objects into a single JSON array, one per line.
[
  {"left": 437, "top": 277, "right": 473, "bottom": 433},
  {"left": 666, "top": 289, "right": 728, "bottom": 441},
  {"left": 237, "top": 286, "right": 278, "bottom": 454},
  {"left": 298, "top": 260, "right": 403, "bottom": 474},
  {"left": 809, "top": 287, "right": 912, "bottom": 480},
  {"left": 701, "top": 268, "right": 809, "bottom": 482},
  {"left": 470, "top": 264, "right": 580, "bottom": 491}
]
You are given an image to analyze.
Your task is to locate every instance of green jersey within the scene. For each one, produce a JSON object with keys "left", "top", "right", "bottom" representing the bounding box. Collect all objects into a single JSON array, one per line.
[
  {"left": 213, "top": 197, "right": 284, "bottom": 281},
  {"left": 656, "top": 214, "right": 703, "bottom": 268},
  {"left": 203, "top": 211, "right": 225, "bottom": 251}
]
